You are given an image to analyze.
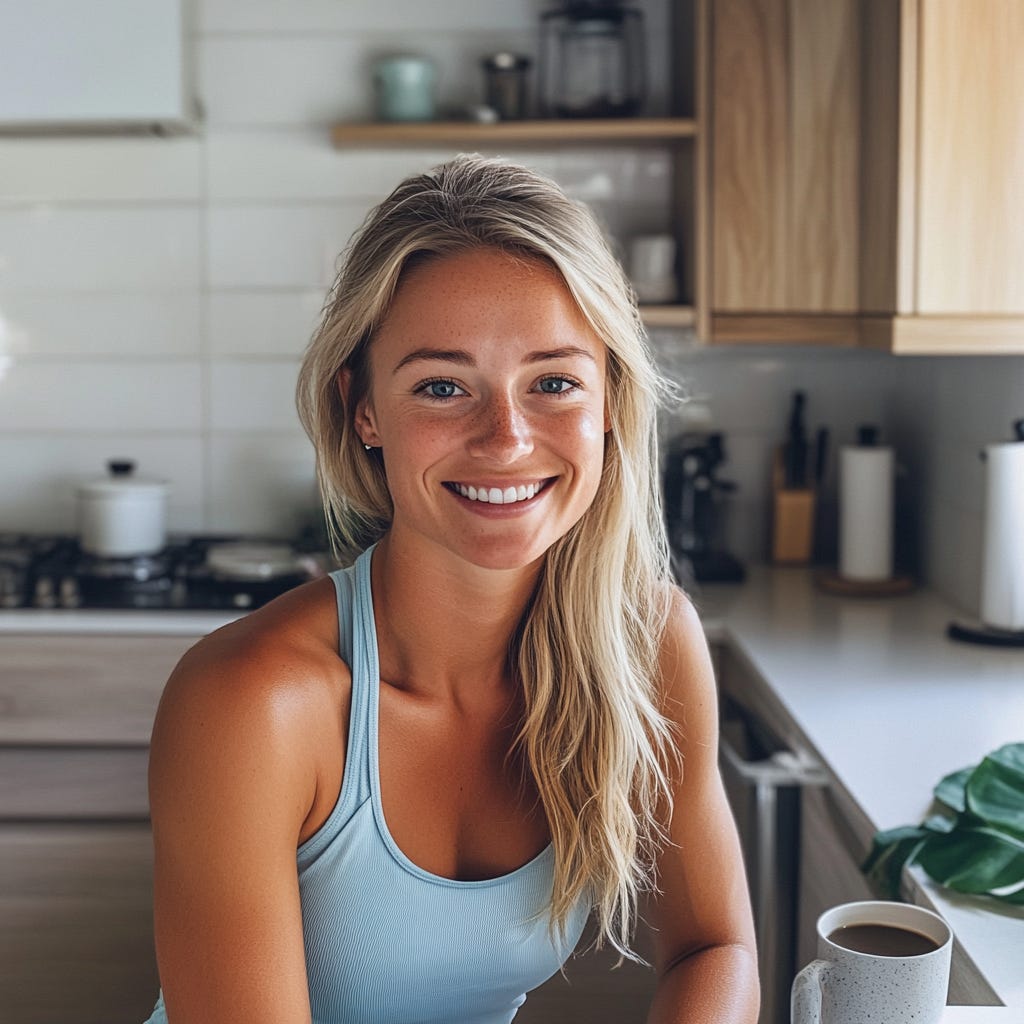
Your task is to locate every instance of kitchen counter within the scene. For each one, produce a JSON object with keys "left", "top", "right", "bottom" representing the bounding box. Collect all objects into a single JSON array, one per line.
[
  {"left": 0, "top": 608, "right": 239, "bottom": 635},
  {"left": 696, "top": 567, "right": 1024, "bottom": 1022}
]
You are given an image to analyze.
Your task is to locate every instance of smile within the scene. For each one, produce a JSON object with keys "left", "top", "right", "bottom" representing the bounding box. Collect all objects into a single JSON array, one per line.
[{"left": 446, "top": 479, "right": 551, "bottom": 505}]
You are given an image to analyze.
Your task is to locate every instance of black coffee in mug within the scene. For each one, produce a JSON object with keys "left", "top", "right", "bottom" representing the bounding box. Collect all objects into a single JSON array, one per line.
[{"left": 827, "top": 922, "right": 941, "bottom": 957}]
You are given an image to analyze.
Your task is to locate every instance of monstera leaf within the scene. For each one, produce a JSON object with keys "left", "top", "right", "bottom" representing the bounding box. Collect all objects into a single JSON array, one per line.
[{"left": 863, "top": 743, "right": 1024, "bottom": 905}]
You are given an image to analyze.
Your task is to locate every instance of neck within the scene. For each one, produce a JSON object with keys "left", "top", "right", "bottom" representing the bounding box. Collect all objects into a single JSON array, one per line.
[{"left": 368, "top": 531, "right": 543, "bottom": 706}]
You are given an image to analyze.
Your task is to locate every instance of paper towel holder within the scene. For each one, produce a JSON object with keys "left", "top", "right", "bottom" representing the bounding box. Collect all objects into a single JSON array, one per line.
[{"left": 948, "top": 417, "right": 1024, "bottom": 646}]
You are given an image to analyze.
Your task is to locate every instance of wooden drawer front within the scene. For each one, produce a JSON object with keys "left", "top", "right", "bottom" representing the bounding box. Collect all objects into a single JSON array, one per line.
[
  {"left": 0, "top": 823, "right": 159, "bottom": 1024},
  {"left": 0, "top": 747, "right": 149, "bottom": 819},
  {"left": 0, "top": 634, "right": 198, "bottom": 745}
]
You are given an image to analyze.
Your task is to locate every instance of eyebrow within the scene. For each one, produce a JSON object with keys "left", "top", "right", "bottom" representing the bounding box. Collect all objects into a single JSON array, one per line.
[{"left": 392, "top": 345, "right": 598, "bottom": 373}]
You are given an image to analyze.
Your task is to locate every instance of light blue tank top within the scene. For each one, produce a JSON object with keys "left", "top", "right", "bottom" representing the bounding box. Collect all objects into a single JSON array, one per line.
[{"left": 143, "top": 544, "right": 589, "bottom": 1023}]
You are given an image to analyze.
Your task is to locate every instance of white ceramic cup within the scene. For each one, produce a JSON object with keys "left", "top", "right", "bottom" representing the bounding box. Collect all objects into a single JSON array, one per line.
[
  {"left": 791, "top": 900, "right": 952, "bottom": 1024},
  {"left": 629, "top": 234, "right": 677, "bottom": 303}
]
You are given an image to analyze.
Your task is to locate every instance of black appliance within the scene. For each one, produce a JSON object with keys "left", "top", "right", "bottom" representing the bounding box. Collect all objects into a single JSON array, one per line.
[
  {"left": 0, "top": 532, "right": 332, "bottom": 612},
  {"left": 663, "top": 431, "right": 746, "bottom": 583}
]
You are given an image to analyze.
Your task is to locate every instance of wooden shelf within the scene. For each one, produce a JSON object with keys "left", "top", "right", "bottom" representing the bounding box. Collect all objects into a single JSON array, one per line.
[
  {"left": 331, "top": 117, "right": 697, "bottom": 147},
  {"left": 639, "top": 305, "right": 696, "bottom": 328}
]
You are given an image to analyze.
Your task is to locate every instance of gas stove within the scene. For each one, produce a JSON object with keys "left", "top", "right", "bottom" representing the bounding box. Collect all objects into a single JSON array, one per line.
[{"left": 0, "top": 533, "right": 334, "bottom": 612}]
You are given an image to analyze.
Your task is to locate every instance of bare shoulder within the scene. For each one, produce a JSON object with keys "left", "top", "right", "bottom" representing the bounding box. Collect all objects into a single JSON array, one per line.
[
  {"left": 657, "top": 586, "right": 715, "bottom": 710},
  {"left": 156, "top": 575, "right": 348, "bottom": 731},
  {"left": 149, "top": 575, "right": 351, "bottom": 832},
  {"left": 651, "top": 583, "right": 719, "bottom": 770}
]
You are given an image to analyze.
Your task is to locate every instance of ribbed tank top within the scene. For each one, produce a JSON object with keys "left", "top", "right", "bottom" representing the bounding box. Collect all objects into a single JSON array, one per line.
[{"left": 143, "top": 544, "right": 589, "bottom": 1024}]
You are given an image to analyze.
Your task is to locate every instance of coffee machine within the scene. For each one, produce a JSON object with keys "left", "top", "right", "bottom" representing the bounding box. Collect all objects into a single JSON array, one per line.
[{"left": 663, "top": 431, "right": 745, "bottom": 584}]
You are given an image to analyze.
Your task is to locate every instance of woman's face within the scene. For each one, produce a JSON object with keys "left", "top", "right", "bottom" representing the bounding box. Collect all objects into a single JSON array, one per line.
[{"left": 352, "top": 247, "right": 610, "bottom": 572}]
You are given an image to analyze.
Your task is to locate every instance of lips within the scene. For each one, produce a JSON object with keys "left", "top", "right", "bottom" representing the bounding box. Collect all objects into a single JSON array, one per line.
[{"left": 445, "top": 479, "right": 551, "bottom": 505}]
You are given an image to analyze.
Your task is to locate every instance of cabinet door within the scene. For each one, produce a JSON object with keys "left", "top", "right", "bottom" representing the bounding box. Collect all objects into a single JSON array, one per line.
[
  {"left": 796, "top": 785, "right": 876, "bottom": 971},
  {"left": 709, "top": 0, "right": 860, "bottom": 314},
  {"left": 0, "top": 634, "right": 198, "bottom": 745},
  {"left": 0, "top": 823, "right": 159, "bottom": 1024},
  {"left": 515, "top": 924, "right": 657, "bottom": 1024},
  {"left": 915, "top": 0, "right": 1024, "bottom": 315}
]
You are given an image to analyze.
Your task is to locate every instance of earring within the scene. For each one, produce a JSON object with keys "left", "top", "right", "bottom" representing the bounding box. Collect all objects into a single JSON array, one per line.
[{"left": 363, "top": 444, "right": 372, "bottom": 451}]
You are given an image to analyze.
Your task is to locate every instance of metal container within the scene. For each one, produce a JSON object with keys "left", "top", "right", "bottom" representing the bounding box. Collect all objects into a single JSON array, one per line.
[{"left": 481, "top": 52, "right": 532, "bottom": 120}]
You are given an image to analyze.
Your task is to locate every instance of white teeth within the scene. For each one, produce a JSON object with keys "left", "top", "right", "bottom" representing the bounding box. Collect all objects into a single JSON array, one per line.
[{"left": 454, "top": 481, "right": 544, "bottom": 505}]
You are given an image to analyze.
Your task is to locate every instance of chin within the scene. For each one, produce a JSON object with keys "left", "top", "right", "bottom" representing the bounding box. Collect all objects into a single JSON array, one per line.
[{"left": 456, "top": 537, "right": 554, "bottom": 574}]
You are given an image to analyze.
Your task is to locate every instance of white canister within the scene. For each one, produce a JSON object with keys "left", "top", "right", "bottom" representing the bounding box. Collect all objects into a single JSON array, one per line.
[
  {"left": 78, "top": 460, "right": 169, "bottom": 558},
  {"left": 629, "top": 234, "right": 678, "bottom": 304}
]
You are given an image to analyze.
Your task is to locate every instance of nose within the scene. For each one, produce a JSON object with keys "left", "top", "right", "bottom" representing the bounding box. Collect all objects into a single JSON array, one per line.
[{"left": 466, "top": 392, "right": 534, "bottom": 463}]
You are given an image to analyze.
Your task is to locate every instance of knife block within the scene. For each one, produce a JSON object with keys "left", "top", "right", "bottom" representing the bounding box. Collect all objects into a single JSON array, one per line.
[{"left": 771, "top": 448, "right": 816, "bottom": 563}]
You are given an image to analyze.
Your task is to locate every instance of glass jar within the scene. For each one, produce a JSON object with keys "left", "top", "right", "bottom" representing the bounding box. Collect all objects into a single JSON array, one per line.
[{"left": 539, "top": 1, "right": 645, "bottom": 118}]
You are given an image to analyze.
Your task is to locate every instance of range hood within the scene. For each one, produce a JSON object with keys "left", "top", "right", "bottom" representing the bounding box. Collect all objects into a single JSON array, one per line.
[{"left": 0, "top": 0, "right": 196, "bottom": 133}]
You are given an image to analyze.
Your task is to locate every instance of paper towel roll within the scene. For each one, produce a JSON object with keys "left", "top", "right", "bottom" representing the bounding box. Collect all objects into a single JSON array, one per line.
[
  {"left": 980, "top": 442, "right": 1024, "bottom": 631},
  {"left": 839, "top": 445, "right": 894, "bottom": 581}
]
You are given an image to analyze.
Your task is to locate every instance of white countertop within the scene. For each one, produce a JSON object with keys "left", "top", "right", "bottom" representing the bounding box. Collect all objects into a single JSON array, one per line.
[
  {"left": 696, "top": 567, "right": 1024, "bottom": 1022},
  {"left": 0, "top": 607, "right": 238, "bottom": 635}
]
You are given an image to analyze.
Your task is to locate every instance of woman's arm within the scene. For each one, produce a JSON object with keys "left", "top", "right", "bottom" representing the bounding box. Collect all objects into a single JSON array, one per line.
[
  {"left": 148, "top": 631, "right": 343, "bottom": 1024},
  {"left": 644, "top": 589, "right": 760, "bottom": 1024}
]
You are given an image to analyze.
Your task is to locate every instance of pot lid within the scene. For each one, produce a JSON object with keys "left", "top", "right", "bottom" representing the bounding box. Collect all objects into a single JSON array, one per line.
[
  {"left": 205, "top": 542, "right": 301, "bottom": 580},
  {"left": 79, "top": 459, "right": 169, "bottom": 497}
]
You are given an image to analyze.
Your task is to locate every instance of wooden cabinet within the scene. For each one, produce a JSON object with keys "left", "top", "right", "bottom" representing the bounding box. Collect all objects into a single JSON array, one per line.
[
  {"left": 0, "top": 633, "right": 198, "bottom": 1024},
  {"left": 0, "top": 824, "right": 159, "bottom": 1024},
  {"left": 702, "top": 0, "right": 1024, "bottom": 352},
  {"left": 796, "top": 784, "right": 877, "bottom": 971},
  {"left": 706, "top": 0, "right": 860, "bottom": 320}
]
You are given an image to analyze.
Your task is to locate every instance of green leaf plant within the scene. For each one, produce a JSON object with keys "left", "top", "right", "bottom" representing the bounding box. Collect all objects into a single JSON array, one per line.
[{"left": 862, "top": 743, "right": 1024, "bottom": 905}]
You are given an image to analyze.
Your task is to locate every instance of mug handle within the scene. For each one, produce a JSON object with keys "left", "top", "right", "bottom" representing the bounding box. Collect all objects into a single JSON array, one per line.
[{"left": 791, "top": 958, "right": 831, "bottom": 1024}]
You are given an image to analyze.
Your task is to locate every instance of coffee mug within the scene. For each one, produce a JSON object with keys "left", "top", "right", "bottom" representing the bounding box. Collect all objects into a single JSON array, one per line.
[
  {"left": 791, "top": 900, "right": 952, "bottom": 1024},
  {"left": 629, "top": 234, "right": 677, "bottom": 303},
  {"left": 372, "top": 55, "right": 436, "bottom": 122}
]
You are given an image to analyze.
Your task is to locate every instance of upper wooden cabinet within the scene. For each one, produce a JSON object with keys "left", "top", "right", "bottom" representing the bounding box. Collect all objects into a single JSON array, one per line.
[{"left": 701, "top": 0, "right": 1024, "bottom": 352}]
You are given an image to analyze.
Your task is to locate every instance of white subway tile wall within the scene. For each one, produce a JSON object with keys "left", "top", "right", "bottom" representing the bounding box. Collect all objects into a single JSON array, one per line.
[{"left": 0, "top": 0, "right": 1020, "bottom": 616}]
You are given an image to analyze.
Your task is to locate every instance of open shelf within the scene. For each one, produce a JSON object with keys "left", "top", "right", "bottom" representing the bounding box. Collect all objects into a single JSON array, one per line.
[
  {"left": 330, "top": 117, "right": 697, "bottom": 147},
  {"left": 638, "top": 305, "right": 696, "bottom": 329},
  {"left": 329, "top": 116, "right": 697, "bottom": 333}
]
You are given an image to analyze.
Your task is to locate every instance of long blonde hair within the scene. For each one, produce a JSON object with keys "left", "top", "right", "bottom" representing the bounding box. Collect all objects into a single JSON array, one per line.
[{"left": 296, "top": 154, "right": 678, "bottom": 956}]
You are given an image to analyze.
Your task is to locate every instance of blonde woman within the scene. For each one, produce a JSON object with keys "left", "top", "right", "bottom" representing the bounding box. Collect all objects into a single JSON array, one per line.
[{"left": 144, "top": 155, "right": 758, "bottom": 1024}]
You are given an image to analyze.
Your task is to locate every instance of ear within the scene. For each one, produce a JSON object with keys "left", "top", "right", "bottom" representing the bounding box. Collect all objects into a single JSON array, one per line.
[{"left": 338, "top": 369, "right": 382, "bottom": 447}]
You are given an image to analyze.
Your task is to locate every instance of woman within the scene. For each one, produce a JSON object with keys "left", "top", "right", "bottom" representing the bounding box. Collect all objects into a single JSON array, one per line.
[{"left": 144, "top": 154, "right": 758, "bottom": 1024}]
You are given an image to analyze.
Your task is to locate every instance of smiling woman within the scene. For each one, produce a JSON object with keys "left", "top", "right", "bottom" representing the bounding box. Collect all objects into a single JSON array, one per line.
[
  {"left": 142, "top": 155, "right": 758, "bottom": 1024},
  {"left": 347, "top": 248, "right": 609, "bottom": 571}
]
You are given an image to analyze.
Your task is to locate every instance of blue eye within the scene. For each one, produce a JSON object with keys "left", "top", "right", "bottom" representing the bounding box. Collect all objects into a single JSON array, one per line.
[
  {"left": 416, "top": 378, "right": 464, "bottom": 400},
  {"left": 537, "top": 376, "right": 577, "bottom": 394}
]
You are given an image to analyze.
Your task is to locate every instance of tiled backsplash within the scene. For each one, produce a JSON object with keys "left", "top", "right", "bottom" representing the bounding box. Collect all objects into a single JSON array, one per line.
[{"left": 1, "top": 0, "right": 1021, "bottom": 617}]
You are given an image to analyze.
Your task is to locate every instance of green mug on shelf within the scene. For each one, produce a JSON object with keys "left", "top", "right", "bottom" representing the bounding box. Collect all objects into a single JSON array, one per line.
[{"left": 373, "top": 55, "right": 437, "bottom": 122}]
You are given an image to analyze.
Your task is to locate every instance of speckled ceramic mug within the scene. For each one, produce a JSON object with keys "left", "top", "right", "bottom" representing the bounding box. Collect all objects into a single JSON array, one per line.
[{"left": 791, "top": 900, "right": 952, "bottom": 1024}]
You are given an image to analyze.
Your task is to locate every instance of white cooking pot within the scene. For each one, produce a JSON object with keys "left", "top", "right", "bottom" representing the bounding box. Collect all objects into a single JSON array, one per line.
[{"left": 78, "top": 460, "right": 169, "bottom": 558}]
